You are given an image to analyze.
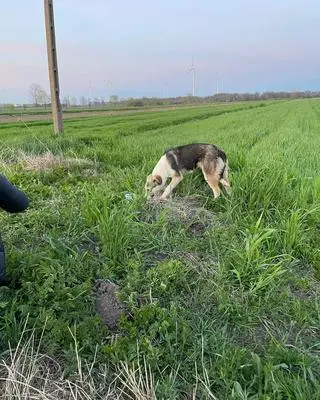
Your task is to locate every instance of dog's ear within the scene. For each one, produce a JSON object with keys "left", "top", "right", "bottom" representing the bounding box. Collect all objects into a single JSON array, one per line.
[{"left": 153, "top": 175, "right": 162, "bottom": 185}]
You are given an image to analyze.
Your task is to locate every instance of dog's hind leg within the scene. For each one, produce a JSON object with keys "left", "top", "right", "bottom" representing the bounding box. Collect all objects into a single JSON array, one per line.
[
  {"left": 160, "top": 175, "right": 182, "bottom": 200},
  {"left": 205, "top": 175, "right": 221, "bottom": 198},
  {"left": 200, "top": 166, "right": 220, "bottom": 199},
  {"left": 200, "top": 159, "right": 221, "bottom": 199}
]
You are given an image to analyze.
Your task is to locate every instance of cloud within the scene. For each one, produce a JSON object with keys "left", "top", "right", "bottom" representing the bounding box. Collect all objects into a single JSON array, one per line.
[
  {"left": 1, "top": 0, "right": 320, "bottom": 102},
  {"left": 0, "top": 63, "right": 48, "bottom": 92},
  {"left": 1, "top": 41, "right": 45, "bottom": 56}
]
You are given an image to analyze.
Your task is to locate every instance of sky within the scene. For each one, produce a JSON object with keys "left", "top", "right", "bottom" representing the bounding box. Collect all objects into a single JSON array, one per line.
[{"left": 0, "top": 0, "right": 319, "bottom": 103}]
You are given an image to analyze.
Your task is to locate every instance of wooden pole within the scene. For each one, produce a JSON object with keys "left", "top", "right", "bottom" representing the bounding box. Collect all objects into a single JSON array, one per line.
[{"left": 44, "top": 0, "right": 64, "bottom": 134}]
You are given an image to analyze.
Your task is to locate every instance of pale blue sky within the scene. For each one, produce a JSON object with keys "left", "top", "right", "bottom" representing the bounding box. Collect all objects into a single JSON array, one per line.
[{"left": 0, "top": 0, "right": 319, "bottom": 103}]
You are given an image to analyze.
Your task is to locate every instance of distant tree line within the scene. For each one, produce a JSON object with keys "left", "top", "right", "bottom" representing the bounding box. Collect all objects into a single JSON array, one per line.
[
  {"left": 111, "top": 91, "right": 320, "bottom": 108},
  {"left": 129, "top": 90, "right": 320, "bottom": 106},
  {"left": 0, "top": 85, "right": 319, "bottom": 112}
]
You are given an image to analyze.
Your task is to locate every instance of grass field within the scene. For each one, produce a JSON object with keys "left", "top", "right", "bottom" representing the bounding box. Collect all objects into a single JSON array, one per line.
[
  {"left": 0, "top": 99, "right": 319, "bottom": 399},
  {"left": 0, "top": 103, "right": 168, "bottom": 116},
  {"left": 0, "top": 99, "right": 280, "bottom": 119},
  {"left": 0, "top": 102, "right": 218, "bottom": 117}
]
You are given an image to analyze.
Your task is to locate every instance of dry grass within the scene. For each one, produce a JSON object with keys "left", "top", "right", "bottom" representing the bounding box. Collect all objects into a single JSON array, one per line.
[
  {"left": 0, "top": 319, "right": 219, "bottom": 400},
  {"left": 0, "top": 144, "right": 98, "bottom": 173},
  {"left": 0, "top": 146, "right": 99, "bottom": 176},
  {"left": 19, "top": 151, "right": 63, "bottom": 171},
  {"left": 0, "top": 146, "right": 17, "bottom": 172},
  {"left": 117, "top": 359, "right": 157, "bottom": 400},
  {"left": 19, "top": 151, "right": 97, "bottom": 172},
  {"left": 0, "top": 317, "right": 159, "bottom": 400},
  {"left": 0, "top": 319, "right": 118, "bottom": 400}
]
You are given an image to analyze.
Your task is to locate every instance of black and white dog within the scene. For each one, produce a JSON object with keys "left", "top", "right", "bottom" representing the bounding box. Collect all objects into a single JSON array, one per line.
[{"left": 145, "top": 143, "right": 231, "bottom": 201}]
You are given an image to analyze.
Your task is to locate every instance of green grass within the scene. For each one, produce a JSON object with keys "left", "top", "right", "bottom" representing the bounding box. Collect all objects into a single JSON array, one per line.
[
  {"left": 0, "top": 99, "right": 319, "bottom": 398},
  {"left": 0, "top": 99, "right": 279, "bottom": 117},
  {"left": 0, "top": 101, "right": 243, "bottom": 117}
]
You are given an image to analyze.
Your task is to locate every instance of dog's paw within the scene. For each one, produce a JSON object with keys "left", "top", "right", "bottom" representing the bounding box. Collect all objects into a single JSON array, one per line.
[
  {"left": 158, "top": 197, "right": 169, "bottom": 203},
  {"left": 148, "top": 196, "right": 160, "bottom": 204}
]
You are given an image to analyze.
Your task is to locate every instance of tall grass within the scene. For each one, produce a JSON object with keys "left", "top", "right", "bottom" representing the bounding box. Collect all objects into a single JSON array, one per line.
[{"left": 0, "top": 99, "right": 319, "bottom": 398}]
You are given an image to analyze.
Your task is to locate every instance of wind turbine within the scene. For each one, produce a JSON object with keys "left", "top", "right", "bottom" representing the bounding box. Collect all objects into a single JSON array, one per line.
[
  {"left": 189, "top": 58, "right": 196, "bottom": 96},
  {"left": 164, "top": 83, "right": 168, "bottom": 98},
  {"left": 107, "top": 80, "right": 112, "bottom": 102}
]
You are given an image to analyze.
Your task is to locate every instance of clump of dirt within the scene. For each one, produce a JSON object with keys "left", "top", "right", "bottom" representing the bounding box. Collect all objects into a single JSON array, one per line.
[
  {"left": 187, "top": 221, "right": 207, "bottom": 236},
  {"left": 147, "top": 195, "right": 215, "bottom": 236},
  {"left": 288, "top": 265, "right": 320, "bottom": 300},
  {"left": 78, "top": 234, "right": 102, "bottom": 256},
  {"left": 289, "top": 287, "right": 314, "bottom": 300},
  {"left": 152, "top": 195, "right": 212, "bottom": 218},
  {"left": 144, "top": 251, "right": 169, "bottom": 269},
  {"left": 18, "top": 151, "right": 98, "bottom": 172},
  {"left": 93, "top": 279, "right": 125, "bottom": 329}
]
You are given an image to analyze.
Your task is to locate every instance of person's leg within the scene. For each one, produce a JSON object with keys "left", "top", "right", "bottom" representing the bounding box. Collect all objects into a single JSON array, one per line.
[
  {"left": 0, "top": 176, "right": 29, "bottom": 288},
  {"left": 0, "top": 235, "right": 7, "bottom": 286},
  {"left": 0, "top": 175, "right": 29, "bottom": 213}
]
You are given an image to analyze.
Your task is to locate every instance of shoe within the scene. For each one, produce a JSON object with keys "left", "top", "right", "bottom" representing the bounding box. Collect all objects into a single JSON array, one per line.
[
  {"left": 0, "top": 278, "right": 11, "bottom": 287},
  {"left": 0, "top": 278, "right": 22, "bottom": 289}
]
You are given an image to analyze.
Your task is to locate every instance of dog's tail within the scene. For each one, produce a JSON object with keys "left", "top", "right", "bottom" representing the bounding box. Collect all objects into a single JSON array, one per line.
[
  {"left": 218, "top": 158, "right": 231, "bottom": 191},
  {"left": 216, "top": 155, "right": 227, "bottom": 179},
  {"left": 219, "top": 159, "right": 228, "bottom": 180}
]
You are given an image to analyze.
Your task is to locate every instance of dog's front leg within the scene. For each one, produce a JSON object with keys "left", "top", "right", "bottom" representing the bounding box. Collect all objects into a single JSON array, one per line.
[
  {"left": 151, "top": 184, "right": 165, "bottom": 196},
  {"left": 160, "top": 175, "right": 182, "bottom": 200}
]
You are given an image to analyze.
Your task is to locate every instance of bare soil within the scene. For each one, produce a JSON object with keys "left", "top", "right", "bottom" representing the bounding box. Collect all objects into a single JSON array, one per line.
[{"left": 93, "top": 279, "right": 125, "bottom": 329}]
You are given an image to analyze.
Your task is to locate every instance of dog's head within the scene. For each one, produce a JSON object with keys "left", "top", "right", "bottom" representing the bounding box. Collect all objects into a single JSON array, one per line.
[{"left": 145, "top": 174, "right": 162, "bottom": 197}]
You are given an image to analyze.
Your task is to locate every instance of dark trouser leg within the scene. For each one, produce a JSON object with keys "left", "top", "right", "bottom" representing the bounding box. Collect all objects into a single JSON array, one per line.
[
  {"left": 0, "top": 235, "right": 6, "bottom": 283},
  {"left": 0, "top": 175, "right": 29, "bottom": 213}
]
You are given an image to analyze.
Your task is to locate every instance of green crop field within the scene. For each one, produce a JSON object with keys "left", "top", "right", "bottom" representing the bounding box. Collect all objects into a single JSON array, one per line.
[{"left": 0, "top": 99, "right": 319, "bottom": 399}]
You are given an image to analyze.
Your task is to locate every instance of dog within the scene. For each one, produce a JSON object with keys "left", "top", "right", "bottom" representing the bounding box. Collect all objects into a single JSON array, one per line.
[{"left": 145, "top": 143, "right": 231, "bottom": 201}]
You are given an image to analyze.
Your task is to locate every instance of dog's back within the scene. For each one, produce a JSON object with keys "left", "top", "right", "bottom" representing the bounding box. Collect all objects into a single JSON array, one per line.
[{"left": 165, "top": 143, "right": 226, "bottom": 175}]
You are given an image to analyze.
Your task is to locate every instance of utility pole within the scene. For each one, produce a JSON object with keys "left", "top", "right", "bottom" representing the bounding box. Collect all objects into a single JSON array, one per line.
[{"left": 44, "top": 0, "right": 64, "bottom": 134}]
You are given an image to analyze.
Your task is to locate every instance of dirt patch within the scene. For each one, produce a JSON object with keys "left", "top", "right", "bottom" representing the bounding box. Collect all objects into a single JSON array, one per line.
[
  {"left": 144, "top": 251, "right": 169, "bottom": 269},
  {"left": 288, "top": 264, "right": 320, "bottom": 300},
  {"left": 93, "top": 280, "right": 125, "bottom": 329},
  {"left": 78, "top": 235, "right": 102, "bottom": 256},
  {"left": 187, "top": 221, "right": 207, "bottom": 236},
  {"left": 147, "top": 195, "right": 215, "bottom": 236},
  {"left": 252, "top": 318, "right": 320, "bottom": 349},
  {"left": 289, "top": 287, "right": 314, "bottom": 300}
]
